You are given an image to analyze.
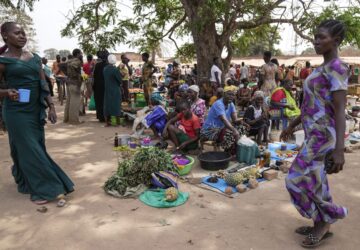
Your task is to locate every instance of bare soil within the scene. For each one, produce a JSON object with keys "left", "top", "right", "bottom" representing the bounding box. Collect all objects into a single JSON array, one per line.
[{"left": 1, "top": 101, "right": 359, "bottom": 250}]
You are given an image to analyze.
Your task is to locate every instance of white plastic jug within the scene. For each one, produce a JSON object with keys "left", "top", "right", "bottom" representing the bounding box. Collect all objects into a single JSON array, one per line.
[{"left": 294, "top": 130, "right": 305, "bottom": 147}]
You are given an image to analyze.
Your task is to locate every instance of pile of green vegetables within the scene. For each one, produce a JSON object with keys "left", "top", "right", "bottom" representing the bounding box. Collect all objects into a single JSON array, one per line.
[{"left": 104, "top": 147, "right": 175, "bottom": 196}]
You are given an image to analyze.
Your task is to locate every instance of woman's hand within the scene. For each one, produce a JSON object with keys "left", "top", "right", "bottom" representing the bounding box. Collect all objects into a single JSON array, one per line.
[
  {"left": 7, "top": 89, "right": 19, "bottom": 101},
  {"left": 233, "top": 129, "right": 240, "bottom": 142},
  {"left": 48, "top": 106, "right": 57, "bottom": 124},
  {"left": 280, "top": 127, "right": 294, "bottom": 142},
  {"left": 327, "top": 149, "right": 345, "bottom": 174}
]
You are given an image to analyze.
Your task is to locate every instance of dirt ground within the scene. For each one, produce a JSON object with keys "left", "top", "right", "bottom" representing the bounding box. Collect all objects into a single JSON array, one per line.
[{"left": 1, "top": 101, "right": 360, "bottom": 250}]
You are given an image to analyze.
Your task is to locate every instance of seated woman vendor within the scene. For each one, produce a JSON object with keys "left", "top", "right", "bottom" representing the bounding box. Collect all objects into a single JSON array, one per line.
[
  {"left": 200, "top": 85, "right": 249, "bottom": 154},
  {"left": 244, "top": 91, "right": 269, "bottom": 145},
  {"left": 143, "top": 92, "right": 168, "bottom": 138},
  {"left": 163, "top": 101, "right": 200, "bottom": 152},
  {"left": 270, "top": 79, "right": 301, "bottom": 123}
]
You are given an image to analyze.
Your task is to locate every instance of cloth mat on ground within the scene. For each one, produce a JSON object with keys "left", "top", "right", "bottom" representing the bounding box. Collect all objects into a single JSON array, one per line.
[
  {"left": 139, "top": 189, "right": 189, "bottom": 208},
  {"left": 202, "top": 176, "right": 266, "bottom": 193},
  {"left": 268, "top": 142, "right": 297, "bottom": 161}
]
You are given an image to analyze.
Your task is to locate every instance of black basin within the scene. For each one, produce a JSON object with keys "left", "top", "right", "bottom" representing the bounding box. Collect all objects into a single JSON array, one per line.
[{"left": 198, "top": 151, "right": 232, "bottom": 171}]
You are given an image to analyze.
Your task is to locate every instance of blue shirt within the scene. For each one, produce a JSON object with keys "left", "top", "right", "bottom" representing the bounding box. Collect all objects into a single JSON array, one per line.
[{"left": 203, "top": 98, "right": 236, "bottom": 129}]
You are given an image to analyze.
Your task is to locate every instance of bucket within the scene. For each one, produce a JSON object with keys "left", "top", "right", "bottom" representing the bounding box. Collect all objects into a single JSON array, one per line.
[
  {"left": 294, "top": 130, "right": 305, "bottom": 147},
  {"left": 18, "top": 89, "right": 30, "bottom": 103},
  {"left": 118, "top": 134, "right": 131, "bottom": 146},
  {"left": 269, "top": 130, "right": 281, "bottom": 142}
]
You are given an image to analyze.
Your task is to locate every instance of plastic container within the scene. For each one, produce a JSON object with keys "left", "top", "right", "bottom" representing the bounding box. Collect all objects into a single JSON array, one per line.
[
  {"left": 294, "top": 130, "right": 305, "bottom": 147},
  {"left": 18, "top": 89, "right": 30, "bottom": 103},
  {"left": 176, "top": 156, "right": 195, "bottom": 176},
  {"left": 118, "top": 134, "right": 131, "bottom": 146}
]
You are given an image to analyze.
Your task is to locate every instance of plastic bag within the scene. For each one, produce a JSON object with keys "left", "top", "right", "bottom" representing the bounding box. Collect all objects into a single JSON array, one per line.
[{"left": 237, "top": 135, "right": 256, "bottom": 146}]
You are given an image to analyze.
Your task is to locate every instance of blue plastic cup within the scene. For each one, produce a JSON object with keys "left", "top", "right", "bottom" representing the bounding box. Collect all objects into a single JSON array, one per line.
[{"left": 18, "top": 89, "right": 30, "bottom": 103}]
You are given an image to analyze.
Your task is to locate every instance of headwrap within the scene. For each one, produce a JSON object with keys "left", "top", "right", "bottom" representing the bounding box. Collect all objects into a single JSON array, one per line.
[
  {"left": 107, "top": 54, "right": 117, "bottom": 65},
  {"left": 253, "top": 90, "right": 265, "bottom": 99},
  {"left": 188, "top": 85, "right": 199, "bottom": 93},
  {"left": 224, "top": 85, "right": 238, "bottom": 93},
  {"left": 151, "top": 92, "right": 163, "bottom": 103},
  {"left": 179, "top": 84, "right": 189, "bottom": 92}
]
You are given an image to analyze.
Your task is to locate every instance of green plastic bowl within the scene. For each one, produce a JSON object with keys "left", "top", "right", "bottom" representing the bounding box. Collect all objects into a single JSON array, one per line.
[{"left": 176, "top": 156, "right": 195, "bottom": 176}]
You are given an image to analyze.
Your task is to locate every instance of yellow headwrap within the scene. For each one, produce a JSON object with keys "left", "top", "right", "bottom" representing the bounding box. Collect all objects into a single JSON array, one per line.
[{"left": 224, "top": 85, "right": 238, "bottom": 93}]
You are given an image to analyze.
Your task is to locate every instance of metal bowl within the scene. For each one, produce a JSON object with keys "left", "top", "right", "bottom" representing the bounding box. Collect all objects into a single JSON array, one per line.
[{"left": 198, "top": 151, "right": 232, "bottom": 171}]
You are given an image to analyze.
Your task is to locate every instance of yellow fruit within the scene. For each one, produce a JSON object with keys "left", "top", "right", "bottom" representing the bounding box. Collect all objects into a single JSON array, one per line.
[{"left": 165, "top": 187, "right": 178, "bottom": 201}]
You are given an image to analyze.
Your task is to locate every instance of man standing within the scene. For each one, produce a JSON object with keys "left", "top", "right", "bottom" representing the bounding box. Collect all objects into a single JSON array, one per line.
[
  {"left": 52, "top": 55, "right": 62, "bottom": 92},
  {"left": 119, "top": 54, "right": 130, "bottom": 102},
  {"left": 299, "top": 61, "right": 312, "bottom": 82},
  {"left": 141, "top": 52, "right": 156, "bottom": 106},
  {"left": 228, "top": 64, "right": 236, "bottom": 81},
  {"left": 240, "top": 62, "right": 249, "bottom": 82},
  {"left": 210, "top": 57, "right": 222, "bottom": 95},
  {"left": 64, "top": 49, "right": 83, "bottom": 124},
  {"left": 42, "top": 57, "right": 54, "bottom": 96}
]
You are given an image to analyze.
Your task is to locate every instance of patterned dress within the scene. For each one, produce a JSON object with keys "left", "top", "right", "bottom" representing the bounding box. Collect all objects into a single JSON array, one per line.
[
  {"left": 260, "top": 62, "right": 278, "bottom": 97},
  {"left": 191, "top": 98, "right": 206, "bottom": 126},
  {"left": 286, "top": 58, "right": 349, "bottom": 224}
]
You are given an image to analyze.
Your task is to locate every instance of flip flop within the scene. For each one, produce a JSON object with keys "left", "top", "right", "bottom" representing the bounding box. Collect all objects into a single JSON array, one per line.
[
  {"left": 57, "top": 199, "right": 66, "bottom": 207},
  {"left": 295, "top": 226, "right": 313, "bottom": 235},
  {"left": 301, "top": 232, "right": 334, "bottom": 248},
  {"left": 32, "top": 200, "right": 48, "bottom": 205}
]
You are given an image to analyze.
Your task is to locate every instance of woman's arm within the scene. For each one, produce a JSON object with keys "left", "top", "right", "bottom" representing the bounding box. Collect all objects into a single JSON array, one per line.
[
  {"left": 0, "top": 64, "right": 19, "bottom": 99},
  {"left": 279, "top": 115, "right": 301, "bottom": 141},
  {"left": 162, "top": 115, "right": 179, "bottom": 137},
  {"left": 328, "top": 90, "right": 346, "bottom": 174},
  {"left": 220, "top": 115, "right": 240, "bottom": 141}
]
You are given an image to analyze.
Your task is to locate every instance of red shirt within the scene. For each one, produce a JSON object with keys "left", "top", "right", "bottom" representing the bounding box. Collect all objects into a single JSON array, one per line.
[
  {"left": 271, "top": 89, "right": 286, "bottom": 103},
  {"left": 83, "top": 62, "right": 93, "bottom": 76},
  {"left": 177, "top": 113, "right": 201, "bottom": 138},
  {"left": 300, "top": 68, "right": 311, "bottom": 80}
]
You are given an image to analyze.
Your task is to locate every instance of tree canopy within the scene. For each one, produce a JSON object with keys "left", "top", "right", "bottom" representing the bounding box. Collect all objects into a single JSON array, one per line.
[
  {"left": 60, "top": 0, "right": 360, "bottom": 79},
  {"left": 3, "top": 0, "right": 360, "bottom": 79}
]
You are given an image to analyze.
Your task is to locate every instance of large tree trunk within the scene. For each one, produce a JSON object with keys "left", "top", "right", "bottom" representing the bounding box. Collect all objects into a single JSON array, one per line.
[{"left": 181, "top": 0, "right": 225, "bottom": 85}]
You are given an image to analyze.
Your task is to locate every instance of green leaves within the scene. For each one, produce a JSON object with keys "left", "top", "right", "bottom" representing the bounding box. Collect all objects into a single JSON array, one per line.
[{"left": 61, "top": 0, "right": 139, "bottom": 54}]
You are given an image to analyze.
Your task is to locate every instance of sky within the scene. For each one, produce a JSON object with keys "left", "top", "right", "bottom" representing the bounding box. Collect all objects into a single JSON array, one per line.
[{"left": 27, "top": 0, "right": 341, "bottom": 57}]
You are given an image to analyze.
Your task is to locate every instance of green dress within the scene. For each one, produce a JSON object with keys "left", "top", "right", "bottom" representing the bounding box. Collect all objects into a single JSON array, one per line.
[
  {"left": 0, "top": 54, "right": 74, "bottom": 201},
  {"left": 103, "top": 64, "right": 122, "bottom": 117}
]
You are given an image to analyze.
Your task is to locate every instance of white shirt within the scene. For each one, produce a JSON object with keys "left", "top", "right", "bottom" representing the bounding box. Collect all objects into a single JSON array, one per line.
[
  {"left": 210, "top": 65, "right": 222, "bottom": 82},
  {"left": 240, "top": 66, "right": 249, "bottom": 79},
  {"left": 228, "top": 67, "right": 236, "bottom": 78},
  {"left": 181, "top": 68, "right": 186, "bottom": 75}
]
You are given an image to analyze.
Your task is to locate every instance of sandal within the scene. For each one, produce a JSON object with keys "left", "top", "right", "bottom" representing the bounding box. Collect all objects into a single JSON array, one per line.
[
  {"left": 32, "top": 200, "right": 48, "bottom": 205},
  {"left": 301, "top": 232, "right": 334, "bottom": 248},
  {"left": 295, "top": 226, "right": 313, "bottom": 235},
  {"left": 57, "top": 199, "right": 66, "bottom": 207}
]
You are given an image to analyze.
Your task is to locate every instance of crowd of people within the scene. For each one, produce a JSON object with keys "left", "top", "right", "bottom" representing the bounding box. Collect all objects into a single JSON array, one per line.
[{"left": 0, "top": 19, "right": 350, "bottom": 248}]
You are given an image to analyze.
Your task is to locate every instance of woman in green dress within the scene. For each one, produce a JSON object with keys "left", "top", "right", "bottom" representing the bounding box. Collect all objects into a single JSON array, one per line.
[
  {"left": 103, "top": 54, "right": 122, "bottom": 126},
  {"left": 0, "top": 22, "right": 74, "bottom": 204}
]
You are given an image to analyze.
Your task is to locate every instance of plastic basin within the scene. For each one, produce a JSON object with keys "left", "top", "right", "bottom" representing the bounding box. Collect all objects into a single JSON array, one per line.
[
  {"left": 175, "top": 156, "right": 195, "bottom": 176},
  {"left": 198, "top": 151, "right": 232, "bottom": 171}
]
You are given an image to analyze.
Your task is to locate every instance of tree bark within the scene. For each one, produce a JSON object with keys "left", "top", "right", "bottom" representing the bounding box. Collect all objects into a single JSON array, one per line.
[{"left": 181, "top": 0, "right": 225, "bottom": 84}]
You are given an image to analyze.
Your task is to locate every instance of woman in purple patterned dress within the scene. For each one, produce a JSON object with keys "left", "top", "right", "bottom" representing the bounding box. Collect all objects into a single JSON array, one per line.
[{"left": 280, "top": 20, "right": 349, "bottom": 248}]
